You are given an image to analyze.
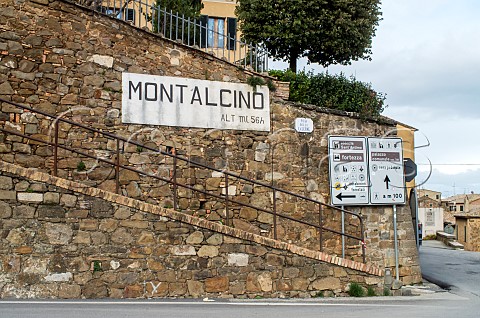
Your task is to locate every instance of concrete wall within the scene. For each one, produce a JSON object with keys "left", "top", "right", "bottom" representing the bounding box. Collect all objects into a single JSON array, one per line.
[{"left": 0, "top": 0, "right": 422, "bottom": 294}]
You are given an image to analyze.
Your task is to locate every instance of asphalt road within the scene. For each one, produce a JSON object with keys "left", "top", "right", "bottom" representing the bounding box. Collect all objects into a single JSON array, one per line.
[
  {"left": 0, "top": 295, "right": 478, "bottom": 318},
  {"left": 419, "top": 240, "right": 480, "bottom": 298}
]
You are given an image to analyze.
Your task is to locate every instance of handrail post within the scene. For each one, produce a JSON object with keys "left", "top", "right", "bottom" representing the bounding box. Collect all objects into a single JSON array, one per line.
[
  {"left": 225, "top": 174, "right": 229, "bottom": 226},
  {"left": 273, "top": 188, "right": 277, "bottom": 240},
  {"left": 173, "top": 155, "right": 178, "bottom": 210},
  {"left": 319, "top": 204, "right": 323, "bottom": 252},
  {"left": 53, "top": 120, "right": 58, "bottom": 177},
  {"left": 360, "top": 216, "right": 366, "bottom": 263},
  {"left": 115, "top": 138, "right": 120, "bottom": 194}
]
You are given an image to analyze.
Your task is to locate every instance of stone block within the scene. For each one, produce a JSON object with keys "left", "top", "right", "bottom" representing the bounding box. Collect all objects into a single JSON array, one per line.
[
  {"left": 266, "top": 254, "right": 285, "bottom": 266},
  {"left": 0, "top": 190, "right": 16, "bottom": 200},
  {"left": 45, "top": 223, "right": 73, "bottom": 245},
  {"left": 18, "top": 192, "right": 43, "bottom": 203},
  {"left": 0, "top": 201, "right": 12, "bottom": 218},
  {"left": 239, "top": 207, "right": 257, "bottom": 221},
  {"left": 257, "top": 272, "right": 273, "bottom": 292},
  {"left": 186, "top": 231, "right": 204, "bottom": 244},
  {"left": 205, "top": 276, "right": 229, "bottom": 292},
  {"left": 172, "top": 245, "right": 196, "bottom": 256},
  {"left": 58, "top": 284, "right": 81, "bottom": 299},
  {"left": 13, "top": 205, "right": 35, "bottom": 218},
  {"left": 43, "top": 192, "right": 60, "bottom": 204},
  {"left": 187, "top": 280, "right": 204, "bottom": 297},
  {"left": 60, "top": 194, "right": 77, "bottom": 207},
  {"left": 145, "top": 281, "right": 168, "bottom": 297},
  {"left": 206, "top": 234, "right": 223, "bottom": 245},
  {"left": 38, "top": 205, "right": 65, "bottom": 218},
  {"left": 311, "top": 277, "right": 340, "bottom": 291},
  {"left": 124, "top": 284, "right": 144, "bottom": 298},
  {"left": 44, "top": 272, "right": 73, "bottom": 282},
  {"left": 0, "top": 176, "right": 13, "bottom": 190},
  {"left": 197, "top": 246, "right": 219, "bottom": 258},
  {"left": 227, "top": 253, "right": 249, "bottom": 267}
]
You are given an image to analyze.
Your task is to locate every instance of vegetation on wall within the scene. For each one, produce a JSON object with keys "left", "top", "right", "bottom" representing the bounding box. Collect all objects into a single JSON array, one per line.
[{"left": 269, "top": 69, "right": 387, "bottom": 118}]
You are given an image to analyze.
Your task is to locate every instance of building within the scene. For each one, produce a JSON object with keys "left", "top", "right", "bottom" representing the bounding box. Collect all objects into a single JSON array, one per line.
[
  {"left": 97, "top": 0, "right": 246, "bottom": 65},
  {"left": 417, "top": 190, "right": 444, "bottom": 237},
  {"left": 455, "top": 211, "right": 480, "bottom": 252},
  {"left": 443, "top": 193, "right": 480, "bottom": 224}
]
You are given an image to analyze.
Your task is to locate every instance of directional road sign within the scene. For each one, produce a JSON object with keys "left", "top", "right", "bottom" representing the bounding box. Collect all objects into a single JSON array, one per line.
[
  {"left": 328, "top": 136, "right": 369, "bottom": 205},
  {"left": 368, "top": 137, "right": 406, "bottom": 205}
]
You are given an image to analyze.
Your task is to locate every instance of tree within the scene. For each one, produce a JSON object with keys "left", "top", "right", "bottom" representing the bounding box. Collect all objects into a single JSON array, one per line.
[
  {"left": 152, "top": 0, "right": 203, "bottom": 38},
  {"left": 236, "top": 0, "right": 382, "bottom": 72}
]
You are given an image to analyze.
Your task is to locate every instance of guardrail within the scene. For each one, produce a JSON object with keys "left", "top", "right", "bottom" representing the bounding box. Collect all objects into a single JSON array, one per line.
[
  {"left": 0, "top": 97, "right": 366, "bottom": 262},
  {"left": 78, "top": 0, "right": 268, "bottom": 72}
]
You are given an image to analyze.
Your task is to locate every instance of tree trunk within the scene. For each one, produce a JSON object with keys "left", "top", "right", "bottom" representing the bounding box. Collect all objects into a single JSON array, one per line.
[{"left": 289, "top": 51, "right": 299, "bottom": 73}]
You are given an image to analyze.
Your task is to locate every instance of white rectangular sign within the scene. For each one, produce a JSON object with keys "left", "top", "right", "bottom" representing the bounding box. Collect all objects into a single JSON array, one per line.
[
  {"left": 328, "top": 136, "right": 369, "bottom": 205},
  {"left": 122, "top": 73, "right": 270, "bottom": 131},
  {"left": 368, "top": 137, "right": 406, "bottom": 205}
]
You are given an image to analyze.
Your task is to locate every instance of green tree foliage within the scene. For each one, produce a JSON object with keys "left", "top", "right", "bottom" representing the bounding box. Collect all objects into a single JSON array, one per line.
[
  {"left": 152, "top": 0, "right": 203, "bottom": 36},
  {"left": 236, "top": 0, "right": 382, "bottom": 72},
  {"left": 269, "top": 69, "right": 387, "bottom": 118}
]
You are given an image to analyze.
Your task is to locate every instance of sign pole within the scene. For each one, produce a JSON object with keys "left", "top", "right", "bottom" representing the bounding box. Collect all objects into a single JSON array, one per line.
[
  {"left": 393, "top": 205, "right": 400, "bottom": 281},
  {"left": 341, "top": 206, "right": 345, "bottom": 259}
]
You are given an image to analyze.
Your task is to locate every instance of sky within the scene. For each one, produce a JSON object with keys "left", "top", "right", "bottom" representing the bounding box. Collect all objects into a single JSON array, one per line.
[{"left": 271, "top": 0, "right": 480, "bottom": 198}]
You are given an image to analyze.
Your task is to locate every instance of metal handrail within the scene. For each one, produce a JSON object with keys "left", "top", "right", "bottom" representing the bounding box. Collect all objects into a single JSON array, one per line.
[
  {"left": 0, "top": 97, "right": 366, "bottom": 262},
  {"left": 78, "top": 0, "right": 268, "bottom": 72}
]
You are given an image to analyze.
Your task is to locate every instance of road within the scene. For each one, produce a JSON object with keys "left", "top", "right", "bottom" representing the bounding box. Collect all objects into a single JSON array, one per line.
[
  {"left": 419, "top": 240, "right": 480, "bottom": 298},
  {"left": 0, "top": 295, "right": 477, "bottom": 318}
]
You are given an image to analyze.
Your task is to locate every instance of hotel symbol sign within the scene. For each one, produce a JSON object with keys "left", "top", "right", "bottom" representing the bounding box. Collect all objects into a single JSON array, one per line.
[{"left": 328, "top": 136, "right": 369, "bottom": 205}]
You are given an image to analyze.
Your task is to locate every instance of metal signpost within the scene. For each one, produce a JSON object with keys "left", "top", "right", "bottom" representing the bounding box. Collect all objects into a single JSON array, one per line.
[{"left": 328, "top": 136, "right": 407, "bottom": 278}]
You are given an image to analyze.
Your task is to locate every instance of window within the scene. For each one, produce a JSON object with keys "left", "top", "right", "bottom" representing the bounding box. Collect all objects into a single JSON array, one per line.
[
  {"left": 450, "top": 206, "right": 456, "bottom": 211},
  {"left": 426, "top": 210, "right": 434, "bottom": 226},
  {"left": 200, "top": 15, "right": 236, "bottom": 50},
  {"left": 460, "top": 205, "right": 464, "bottom": 212},
  {"left": 436, "top": 194, "right": 440, "bottom": 199},
  {"left": 464, "top": 226, "right": 467, "bottom": 242},
  {"left": 101, "top": 7, "right": 135, "bottom": 23},
  {"left": 207, "top": 17, "right": 225, "bottom": 48}
]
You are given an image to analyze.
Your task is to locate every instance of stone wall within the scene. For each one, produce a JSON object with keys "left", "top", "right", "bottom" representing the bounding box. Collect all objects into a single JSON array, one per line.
[
  {"left": 0, "top": 169, "right": 383, "bottom": 299},
  {"left": 0, "top": 0, "right": 422, "bottom": 287}
]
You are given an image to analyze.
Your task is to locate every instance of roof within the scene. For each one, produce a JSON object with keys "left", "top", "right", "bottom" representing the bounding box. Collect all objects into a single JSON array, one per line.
[
  {"left": 443, "top": 194, "right": 480, "bottom": 204},
  {"left": 382, "top": 116, "right": 418, "bottom": 131}
]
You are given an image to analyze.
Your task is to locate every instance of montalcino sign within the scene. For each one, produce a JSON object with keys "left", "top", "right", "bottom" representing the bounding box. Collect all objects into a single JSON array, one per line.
[{"left": 122, "top": 73, "right": 271, "bottom": 131}]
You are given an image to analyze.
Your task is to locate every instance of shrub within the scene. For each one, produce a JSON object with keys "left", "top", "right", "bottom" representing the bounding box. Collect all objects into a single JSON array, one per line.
[
  {"left": 269, "top": 69, "right": 387, "bottom": 118},
  {"left": 367, "top": 286, "right": 376, "bottom": 297},
  {"left": 383, "top": 287, "right": 391, "bottom": 296},
  {"left": 76, "top": 161, "right": 86, "bottom": 172},
  {"left": 348, "top": 282, "right": 365, "bottom": 297}
]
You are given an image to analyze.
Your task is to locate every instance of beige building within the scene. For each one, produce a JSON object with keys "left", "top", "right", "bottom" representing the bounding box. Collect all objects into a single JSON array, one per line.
[
  {"left": 96, "top": 0, "right": 245, "bottom": 64},
  {"left": 455, "top": 213, "right": 480, "bottom": 252},
  {"left": 418, "top": 195, "right": 444, "bottom": 237}
]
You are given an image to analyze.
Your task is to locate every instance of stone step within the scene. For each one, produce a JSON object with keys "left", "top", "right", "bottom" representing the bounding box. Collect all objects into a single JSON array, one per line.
[
  {"left": 0, "top": 160, "right": 383, "bottom": 277},
  {"left": 448, "top": 241, "right": 464, "bottom": 249}
]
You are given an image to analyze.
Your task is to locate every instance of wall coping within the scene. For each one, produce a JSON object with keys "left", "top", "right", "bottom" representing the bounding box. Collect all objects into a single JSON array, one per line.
[{"left": 0, "top": 160, "right": 383, "bottom": 277}]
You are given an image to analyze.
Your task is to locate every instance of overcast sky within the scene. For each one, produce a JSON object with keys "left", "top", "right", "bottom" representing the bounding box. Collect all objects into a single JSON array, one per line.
[{"left": 271, "top": 0, "right": 480, "bottom": 198}]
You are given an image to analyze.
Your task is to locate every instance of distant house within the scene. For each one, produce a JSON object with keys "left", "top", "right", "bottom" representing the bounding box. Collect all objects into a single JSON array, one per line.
[
  {"left": 455, "top": 210, "right": 480, "bottom": 252},
  {"left": 443, "top": 193, "right": 480, "bottom": 224},
  {"left": 418, "top": 192, "right": 444, "bottom": 237}
]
